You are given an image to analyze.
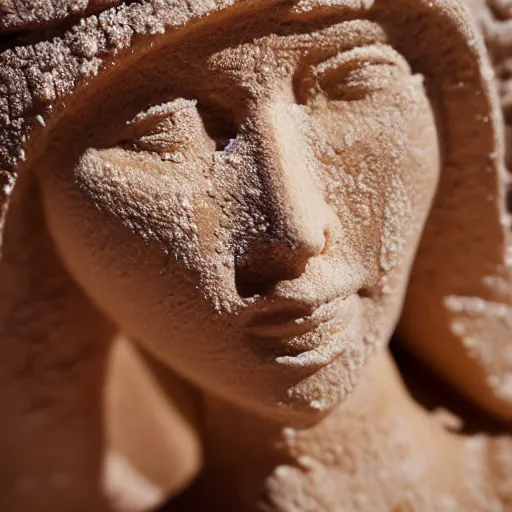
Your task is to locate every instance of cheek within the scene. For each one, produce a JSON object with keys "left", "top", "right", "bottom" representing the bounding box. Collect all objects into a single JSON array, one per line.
[
  {"left": 309, "top": 94, "right": 439, "bottom": 282},
  {"left": 40, "top": 151, "right": 227, "bottom": 321}
]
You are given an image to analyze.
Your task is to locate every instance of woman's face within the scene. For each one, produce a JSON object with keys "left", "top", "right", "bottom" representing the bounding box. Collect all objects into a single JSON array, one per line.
[{"left": 40, "top": 7, "right": 440, "bottom": 423}]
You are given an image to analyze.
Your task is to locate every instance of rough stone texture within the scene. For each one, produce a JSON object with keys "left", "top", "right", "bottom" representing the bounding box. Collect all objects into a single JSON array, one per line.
[
  {"left": 0, "top": 0, "right": 124, "bottom": 32},
  {"left": 1, "top": 1, "right": 512, "bottom": 511},
  {"left": 0, "top": 0, "right": 234, "bottom": 242},
  {"left": 466, "top": 1, "right": 512, "bottom": 111}
]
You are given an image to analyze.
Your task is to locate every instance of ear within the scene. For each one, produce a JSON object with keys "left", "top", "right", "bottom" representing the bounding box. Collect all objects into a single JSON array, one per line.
[{"left": 377, "top": 0, "right": 512, "bottom": 420}]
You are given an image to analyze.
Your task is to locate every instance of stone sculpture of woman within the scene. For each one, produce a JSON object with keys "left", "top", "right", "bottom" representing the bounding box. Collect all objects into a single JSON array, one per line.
[{"left": 0, "top": 0, "right": 511, "bottom": 510}]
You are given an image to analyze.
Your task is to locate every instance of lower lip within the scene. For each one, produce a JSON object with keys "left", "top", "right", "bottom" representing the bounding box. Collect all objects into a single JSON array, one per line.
[{"left": 274, "top": 315, "right": 353, "bottom": 369}]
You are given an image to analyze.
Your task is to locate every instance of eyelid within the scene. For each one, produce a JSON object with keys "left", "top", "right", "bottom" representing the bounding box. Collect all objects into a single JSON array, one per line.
[
  {"left": 117, "top": 98, "right": 200, "bottom": 155},
  {"left": 118, "top": 97, "right": 235, "bottom": 156},
  {"left": 299, "top": 44, "right": 411, "bottom": 101},
  {"left": 126, "top": 98, "right": 198, "bottom": 135},
  {"left": 312, "top": 45, "right": 410, "bottom": 78}
]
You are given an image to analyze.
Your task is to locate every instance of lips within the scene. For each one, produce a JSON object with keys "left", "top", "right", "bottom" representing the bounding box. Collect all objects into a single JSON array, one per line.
[{"left": 244, "top": 294, "right": 353, "bottom": 346}]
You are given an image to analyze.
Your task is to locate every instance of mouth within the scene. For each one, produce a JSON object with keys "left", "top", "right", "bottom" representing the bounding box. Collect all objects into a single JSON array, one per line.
[{"left": 244, "top": 294, "right": 357, "bottom": 355}]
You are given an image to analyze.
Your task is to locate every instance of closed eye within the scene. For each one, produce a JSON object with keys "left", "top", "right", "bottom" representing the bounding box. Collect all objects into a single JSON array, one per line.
[
  {"left": 117, "top": 98, "right": 197, "bottom": 154},
  {"left": 120, "top": 97, "right": 237, "bottom": 156},
  {"left": 297, "top": 44, "right": 411, "bottom": 103}
]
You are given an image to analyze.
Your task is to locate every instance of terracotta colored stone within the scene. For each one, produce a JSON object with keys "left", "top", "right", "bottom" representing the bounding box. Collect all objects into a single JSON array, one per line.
[{"left": 0, "top": 1, "right": 511, "bottom": 511}]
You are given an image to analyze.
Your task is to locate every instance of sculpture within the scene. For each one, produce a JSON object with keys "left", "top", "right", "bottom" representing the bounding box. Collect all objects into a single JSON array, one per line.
[{"left": 0, "top": 0, "right": 511, "bottom": 510}]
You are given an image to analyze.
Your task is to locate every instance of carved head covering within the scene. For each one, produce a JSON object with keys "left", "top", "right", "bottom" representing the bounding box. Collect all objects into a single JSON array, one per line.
[{"left": 1, "top": 0, "right": 511, "bottom": 421}]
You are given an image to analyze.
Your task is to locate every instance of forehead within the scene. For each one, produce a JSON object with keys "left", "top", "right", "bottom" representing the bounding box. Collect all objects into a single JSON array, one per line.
[
  {"left": 176, "top": 20, "right": 386, "bottom": 98},
  {"left": 21, "top": 1, "right": 385, "bottom": 157},
  {"left": 201, "top": 20, "right": 383, "bottom": 61},
  {"left": 132, "top": 4, "right": 386, "bottom": 105}
]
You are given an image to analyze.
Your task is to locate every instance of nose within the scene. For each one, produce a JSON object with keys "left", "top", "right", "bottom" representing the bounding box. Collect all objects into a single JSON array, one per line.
[{"left": 235, "top": 96, "right": 334, "bottom": 297}]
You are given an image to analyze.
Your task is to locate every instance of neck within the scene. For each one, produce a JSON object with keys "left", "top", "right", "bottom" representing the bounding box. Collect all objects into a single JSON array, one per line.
[{"left": 195, "top": 349, "right": 501, "bottom": 512}]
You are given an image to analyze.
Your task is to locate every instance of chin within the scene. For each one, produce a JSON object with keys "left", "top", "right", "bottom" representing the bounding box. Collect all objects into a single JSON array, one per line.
[
  {"left": 209, "top": 309, "right": 374, "bottom": 425},
  {"left": 230, "top": 355, "right": 365, "bottom": 428}
]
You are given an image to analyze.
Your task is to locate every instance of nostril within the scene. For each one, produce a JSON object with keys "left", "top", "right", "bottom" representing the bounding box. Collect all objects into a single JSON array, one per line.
[
  {"left": 358, "top": 288, "right": 373, "bottom": 299},
  {"left": 234, "top": 231, "right": 329, "bottom": 300},
  {"left": 236, "top": 276, "right": 274, "bottom": 299},
  {"left": 234, "top": 252, "right": 280, "bottom": 299},
  {"left": 234, "top": 243, "right": 313, "bottom": 299}
]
